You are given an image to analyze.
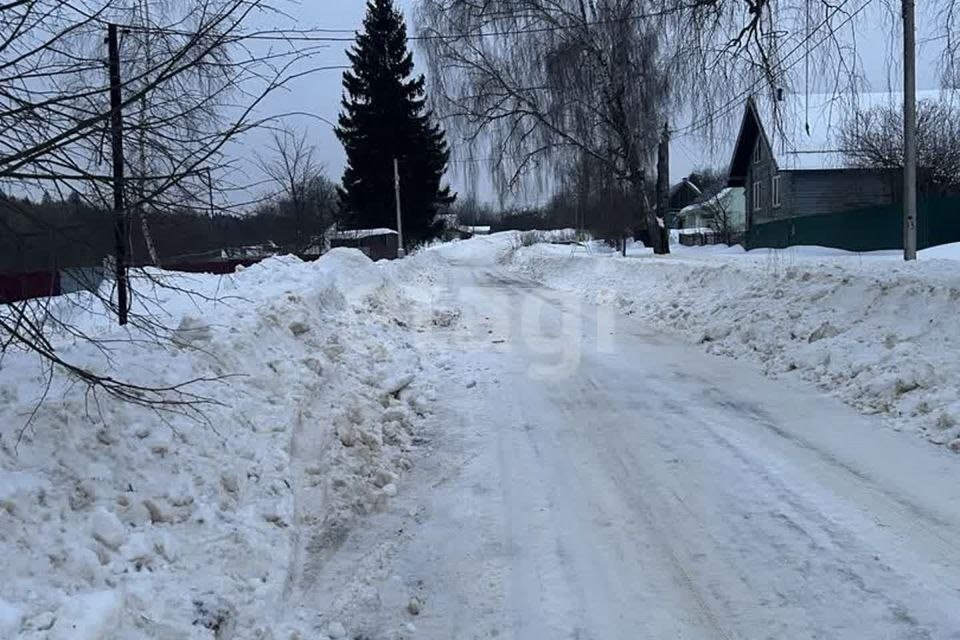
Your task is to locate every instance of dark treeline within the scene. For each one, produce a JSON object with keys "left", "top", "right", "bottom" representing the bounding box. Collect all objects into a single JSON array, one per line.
[
  {"left": 452, "top": 190, "right": 649, "bottom": 237},
  {"left": 0, "top": 189, "right": 338, "bottom": 273}
]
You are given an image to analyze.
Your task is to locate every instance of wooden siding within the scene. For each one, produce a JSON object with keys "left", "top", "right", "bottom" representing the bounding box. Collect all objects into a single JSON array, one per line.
[
  {"left": 744, "top": 130, "right": 778, "bottom": 225},
  {"left": 751, "top": 164, "right": 899, "bottom": 225},
  {"left": 785, "top": 170, "right": 899, "bottom": 219}
]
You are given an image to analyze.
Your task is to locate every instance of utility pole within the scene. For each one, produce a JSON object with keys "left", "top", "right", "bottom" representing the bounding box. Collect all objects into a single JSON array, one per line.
[
  {"left": 206, "top": 168, "right": 215, "bottom": 218},
  {"left": 393, "top": 157, "right": 405, "bottom": 258},
  {"left": 107, "top": 23, "right": 129, "bottom": 325},
  {"left": 903, "top": 0, "right": 918, "bottom": 261}
]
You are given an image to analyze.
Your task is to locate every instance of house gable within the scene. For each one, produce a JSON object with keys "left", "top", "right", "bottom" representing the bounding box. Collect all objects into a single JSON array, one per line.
[
  {"left": 727, "top": 98, "right": 774, "bottom": 188},
  {"left": 669, "top": 180, "right": 702, "bottom": 211}
]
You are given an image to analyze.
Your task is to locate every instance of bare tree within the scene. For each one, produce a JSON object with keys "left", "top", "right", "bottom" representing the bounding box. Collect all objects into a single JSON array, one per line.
[
  {"left": 0, "top": 0, "right": 322, "bottom": 420},
  {"left": 705, "top": 196, "right": 737, "bottom": 245},
  {"left": 259, "top": 129, "right": 337, "bottom": 253},
  {"left": 840, "top": 100, "right": 960, "bottom": 195}
]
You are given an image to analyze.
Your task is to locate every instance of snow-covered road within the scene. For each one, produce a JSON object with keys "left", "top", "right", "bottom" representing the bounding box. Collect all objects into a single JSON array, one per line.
[
  {"left": 7, "top": 238, "right": 960, "bottom": 639},
  {"left": 365, "top": 252, "right": 960, "bottom": 639}
]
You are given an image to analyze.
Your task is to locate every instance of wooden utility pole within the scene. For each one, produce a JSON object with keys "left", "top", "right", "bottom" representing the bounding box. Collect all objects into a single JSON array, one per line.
[
  {"left": 107, "top": 24, "right": 129, "bottom": 325},
  {"left": 903, "top": 0, "right": 917, "bottom": 260},
  {"left": 206, "top": 168, "right": 215, "bottom": 217},
  {"left": 393, "top": 157, "right": 405, "bottom": 257}
]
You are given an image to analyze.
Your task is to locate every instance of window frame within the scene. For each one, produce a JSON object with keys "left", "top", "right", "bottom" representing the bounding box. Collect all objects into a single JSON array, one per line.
[
  {"left": 753, "top": 180, "right": 763, "bottom": 212},
  {"left": 753, "top": 139, "right": 763, "bottom": 163},
  {"left": 772, "top": 174, "right": 781, "bottom": 208}
]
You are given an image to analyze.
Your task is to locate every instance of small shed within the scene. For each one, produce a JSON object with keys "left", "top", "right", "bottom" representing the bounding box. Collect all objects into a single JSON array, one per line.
[{"left": 329, "top": 228, "right": 399, "bottom": 260}]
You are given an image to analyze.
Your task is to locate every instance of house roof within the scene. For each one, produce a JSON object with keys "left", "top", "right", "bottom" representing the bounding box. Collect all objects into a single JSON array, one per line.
[
  {"left": 679, "top": 187, "right": 745, "bottom": 218},
  {"left": 669, "top": 179, "right": 702, "bottom": 198},
  {"left": 728, "top": 89, "right": 960, "bottom": 185}
]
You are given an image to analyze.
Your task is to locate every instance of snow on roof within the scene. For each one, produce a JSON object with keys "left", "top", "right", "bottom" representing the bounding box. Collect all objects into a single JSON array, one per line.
[
  {"left": 670, "top": 179, "right": 702, "bottom": 197},
  {"left": 750, "top": 90, "right": 960, "bottom": 171},
  {"left": 679, "top": 187, "right": 745, "bottom": 217},
  {"left": 457, "top": 225, "right": 491, "bottom": 234},
  {"left": 329, "top": 228, "right": 398, "bottom": 240}
]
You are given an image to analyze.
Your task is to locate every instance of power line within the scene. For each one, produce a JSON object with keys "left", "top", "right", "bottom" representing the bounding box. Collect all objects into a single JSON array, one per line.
[
  {"left": 117, "top": 5, "right": 715, "bottom": 44},
  {"left": 673, "top": 0, "right": 874, "bottom": 137}
]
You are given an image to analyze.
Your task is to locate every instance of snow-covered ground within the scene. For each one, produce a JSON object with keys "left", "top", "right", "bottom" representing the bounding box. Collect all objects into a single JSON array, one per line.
[
  {"left": 0, "top": 249, "right": 450, "bottom": 639},
  {"left": 312, "top": 237, "right": 960, "bottom": 639},
  {"left": 6, "top": 231, "right": 960, "bottom": 639},
  {"left": 509, "top": 239, "right": 960, "bottom": 451}
]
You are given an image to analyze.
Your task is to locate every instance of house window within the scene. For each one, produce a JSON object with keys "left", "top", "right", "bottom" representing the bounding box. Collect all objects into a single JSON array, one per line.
[
  {"left": 753, "top": 139, "right": 763, "bottom": 163},
  {"left": 753, "top": 180, "right": 763, "bottom": 211},
  {"left": 772, "top": 174, "right": 781, "bottom": 208}
]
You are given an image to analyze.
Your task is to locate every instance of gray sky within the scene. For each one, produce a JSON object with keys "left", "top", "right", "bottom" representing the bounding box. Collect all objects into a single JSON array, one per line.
[{"left": 242, "top": 0, "right": 947, "bottom": 206}]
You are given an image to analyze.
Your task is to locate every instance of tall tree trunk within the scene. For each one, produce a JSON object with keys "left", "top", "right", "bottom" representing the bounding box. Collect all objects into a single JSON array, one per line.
[{"left": 655, "top": 123, "right": 671, "bottom": 255}]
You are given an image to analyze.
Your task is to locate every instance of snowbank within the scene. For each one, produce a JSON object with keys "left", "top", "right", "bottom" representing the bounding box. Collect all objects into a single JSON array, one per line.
[
  {"left": 426, "top": 230, "right": 521, "bottom": 263},
  {"left": 0, "top": 249, "right": 443, "bottom": 638},
  {"left": 512, "top": 242, "right": 960, "bottom": 451}
]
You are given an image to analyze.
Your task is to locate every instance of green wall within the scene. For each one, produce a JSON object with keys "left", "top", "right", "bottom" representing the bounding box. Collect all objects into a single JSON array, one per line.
[{"left": 745, "top": 197, "right": 960, "bottom": 251}]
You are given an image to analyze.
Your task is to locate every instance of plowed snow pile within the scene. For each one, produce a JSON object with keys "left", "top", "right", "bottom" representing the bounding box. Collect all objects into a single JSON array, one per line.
[
  {"left": 512, "top": 242, "right": 960, "bottom": 451},
  {"left": 0, "top": 249, "right": 446, "bottom": 639}
]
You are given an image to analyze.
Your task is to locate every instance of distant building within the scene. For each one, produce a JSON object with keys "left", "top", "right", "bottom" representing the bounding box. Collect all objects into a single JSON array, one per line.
[
  {"left": 220, "top": 242, "right": 278, "bottom": 261},
  {"left": 722, "top": 93, "right": 960, "bottom": 226},
  {"left": 667, "top": 180, "right": 703, "bottom": 228},
  {"left": 721, "top": 90, "right": 960, "bottom": 250},
  {"left": 456, "top": 225, "right": 491, "bottom": 237},
  {"left": 678, "top": 187, "right": 746, "bottom": 246},
  {"left": 328, "top": 228, "right": 400, "bottom": 260}
]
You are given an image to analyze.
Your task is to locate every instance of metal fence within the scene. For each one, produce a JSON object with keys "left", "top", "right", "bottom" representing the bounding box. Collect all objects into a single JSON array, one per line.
[{"left": 745, "top": 196, "right": 960, "bottom": 252}]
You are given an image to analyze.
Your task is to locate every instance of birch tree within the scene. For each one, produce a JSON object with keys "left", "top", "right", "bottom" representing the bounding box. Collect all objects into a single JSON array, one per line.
[{"left": 0, "top": 0, "right": 318, "bottom": 418}]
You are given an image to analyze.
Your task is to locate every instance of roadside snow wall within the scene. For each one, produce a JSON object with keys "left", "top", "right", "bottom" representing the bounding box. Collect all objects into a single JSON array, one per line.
[
  {"left": 0, "top": 248, "right": 439, "bottom": 639},
  {"left": 512, "top": 244, "right": 960, "bottom": 451}
]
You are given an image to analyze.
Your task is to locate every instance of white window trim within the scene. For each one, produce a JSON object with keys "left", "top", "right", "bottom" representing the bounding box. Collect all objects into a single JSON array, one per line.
[
  {"left": 772, "top": 174, "right": 781, "bottom": 208},
  {"left": 753, "top": 180, "right": 762, "bottom": 212},
  {"left": 753, "top": 139, "right": 763, "bottom": 163}
]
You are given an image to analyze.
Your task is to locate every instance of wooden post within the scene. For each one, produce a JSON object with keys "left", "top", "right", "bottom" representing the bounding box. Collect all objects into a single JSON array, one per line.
[{"left": 107, "top": 24, "right": 128, "bottom": 325}]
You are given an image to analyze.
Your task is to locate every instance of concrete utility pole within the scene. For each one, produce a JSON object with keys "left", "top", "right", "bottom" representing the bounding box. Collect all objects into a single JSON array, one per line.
[
  {"left": 903, "top": 0, "right": 918, "bottom": 261},
  {"left": 393, "top": 157, "right": 405, "bottom": 257},
  {"left": 107, "top": 24, "right": 129, "bottom": 325}
]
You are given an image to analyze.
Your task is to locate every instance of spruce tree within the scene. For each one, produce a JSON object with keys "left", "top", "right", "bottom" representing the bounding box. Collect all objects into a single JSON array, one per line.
[{"left": 336, "top": 0, "right": 454, "bottom": 244}]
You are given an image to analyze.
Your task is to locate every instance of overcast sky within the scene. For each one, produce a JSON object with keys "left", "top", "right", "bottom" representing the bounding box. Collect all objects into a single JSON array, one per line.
[{"left": 240, "top": 0, "right": 948, "bottom": 206}]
